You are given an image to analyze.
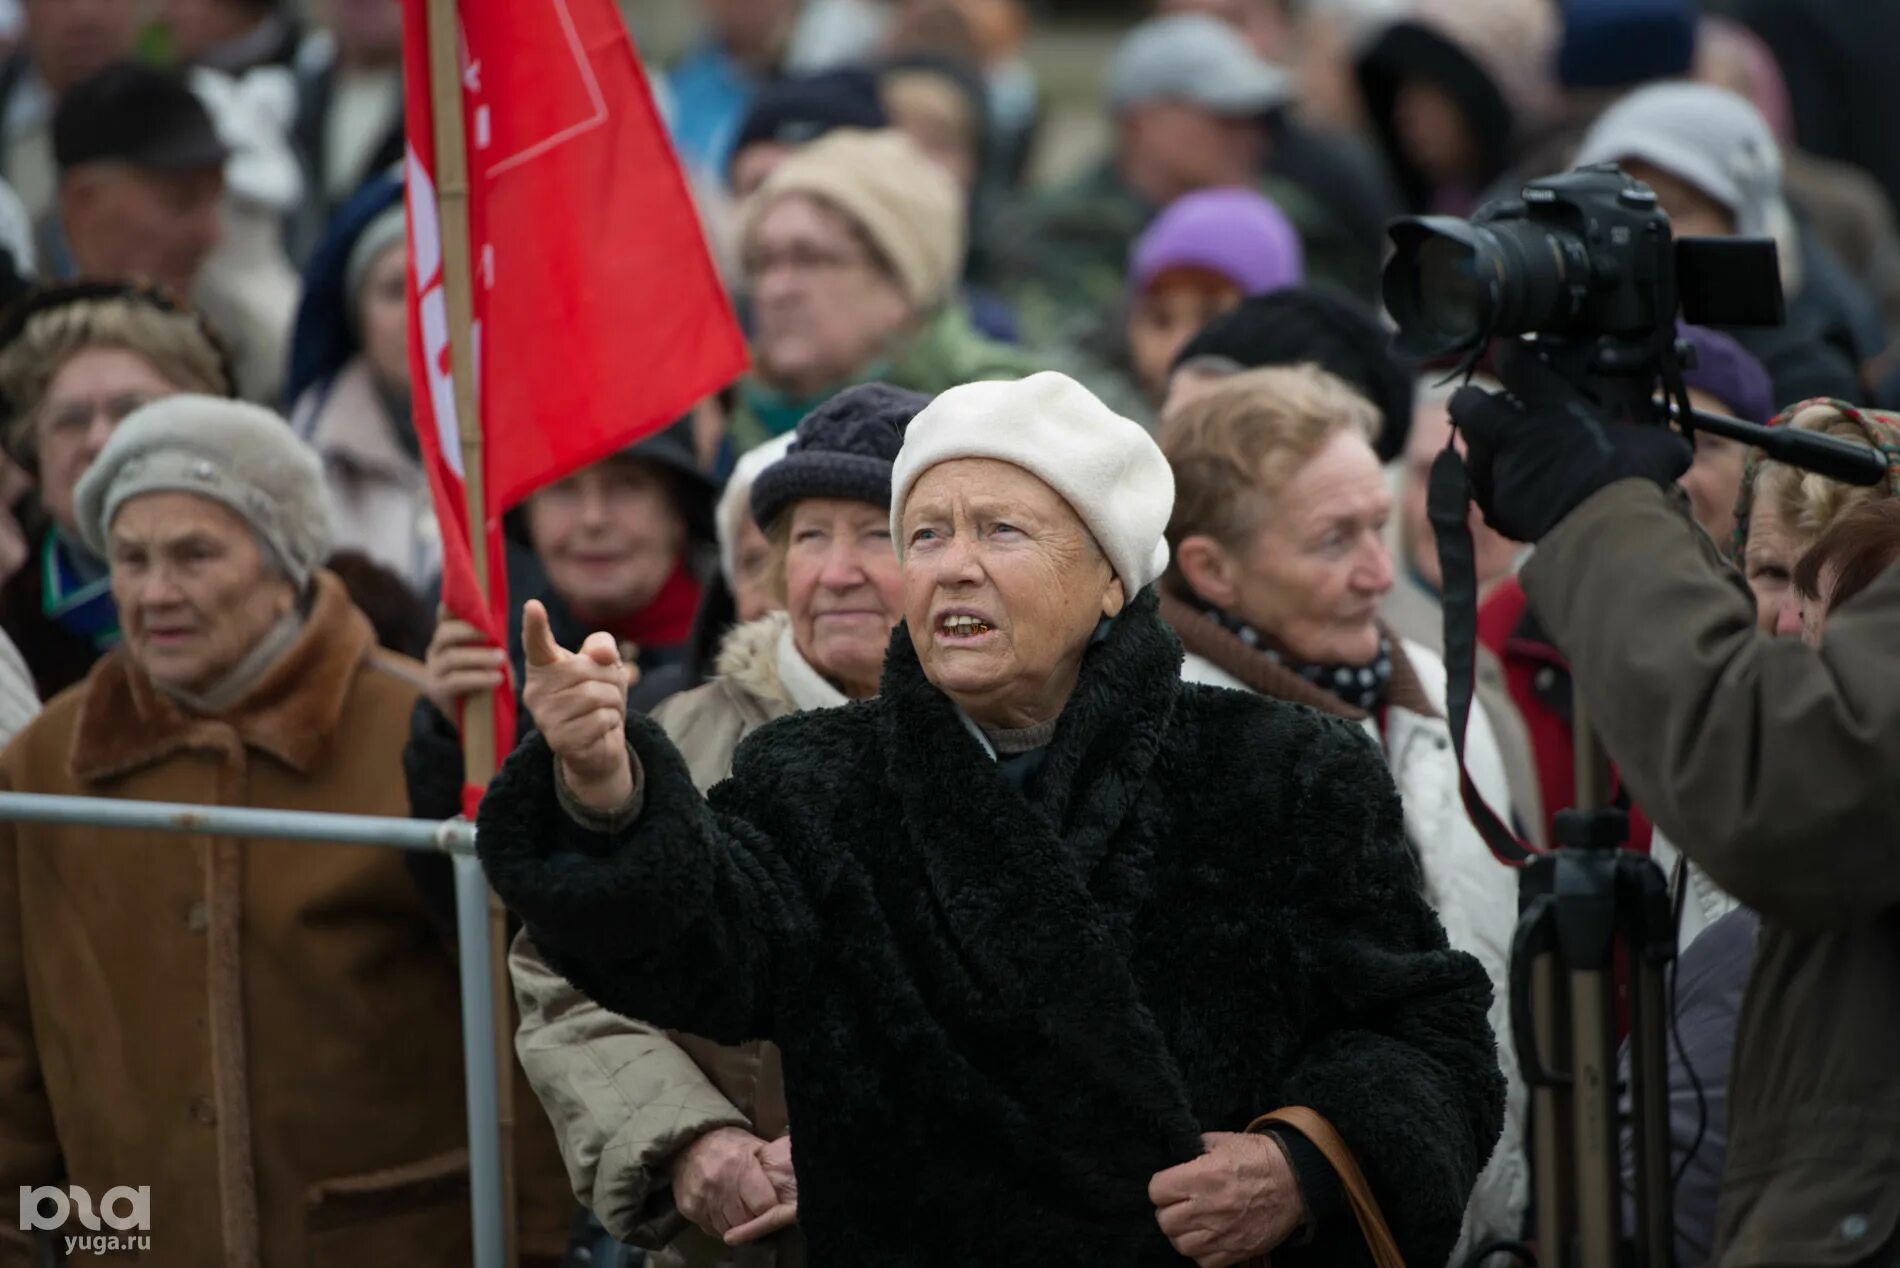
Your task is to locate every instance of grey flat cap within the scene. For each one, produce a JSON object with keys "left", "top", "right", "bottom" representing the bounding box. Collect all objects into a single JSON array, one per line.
[{"left": 1107, "top": 14, "right": 1295, "bottom": 116}]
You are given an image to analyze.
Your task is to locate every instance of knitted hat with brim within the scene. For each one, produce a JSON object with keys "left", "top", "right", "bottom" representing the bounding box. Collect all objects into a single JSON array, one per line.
[
  {"left": 752, "top": 383, "right": 930, "bottom": 529},
  {"left": 74, "top": 395, "right": 333, "bottom": 589},
  {"left": 741, "top": 128, "right": 965, "bottom": 311},
  {"left": 890, "top": 372, "right": 1175, "bottom": 598}
]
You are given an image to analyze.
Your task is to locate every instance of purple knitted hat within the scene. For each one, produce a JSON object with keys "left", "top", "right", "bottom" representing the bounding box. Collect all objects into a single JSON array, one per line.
[
  {"left": 1129, "top": 187, "right": 1305, "bottom": 297},
  {"left": 1679, "top": 323, "right": 1776, "bottom": 423}
]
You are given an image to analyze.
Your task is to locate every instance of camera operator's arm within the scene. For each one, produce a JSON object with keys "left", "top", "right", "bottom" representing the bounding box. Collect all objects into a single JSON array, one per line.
[
  {"left": 1519, "top": 479, "right": 1900, "bottom": 929},
  {"left": 1450, "top": 352, "right": 1900, "bottom": 930}
]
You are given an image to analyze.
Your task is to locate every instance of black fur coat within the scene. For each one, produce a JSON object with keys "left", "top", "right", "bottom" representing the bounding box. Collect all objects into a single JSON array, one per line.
[{"left": 479, "top": 589, "right": 1504, "bottom": 1267}]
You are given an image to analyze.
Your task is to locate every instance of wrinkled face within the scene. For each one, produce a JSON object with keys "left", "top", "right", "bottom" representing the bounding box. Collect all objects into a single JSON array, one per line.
[
  {"left": 358, "top": 241, "right": 409, "bottom": 395},
  {"left": 1123, "top": 102, "right": 1266, "bottom": 201},
  {"left": 525, "top": 459, "right": 687, "bottom": 622},
  {"left": 731, "top": 513, "right": 780, "bottom": 623},
  {"left": 745, "top": 194, "right": 914, "bottom": 400},
  {"left": 109, "top": 492, "right": 296, "bottom": 696},
  {"left": 1128, "top": 274, "right": 1243, "bottom": 407},
  {"left": 35, "top": 346, "right": 185, "bottom": 539},
  {"left": 1678, "top": 388, "right": 1751, "bottom": 547},
  {"left": 1216, "top": 430, "right": 1394, "bottom": 663},
  {"left": 1621, "top": 159, "right": 1738, "bottom": 240},
  {"left": 784, "top": 497, "right": 902, "bottom": 698},
  {"left": 1401, "top": 399, "right": 1517, "bottom": 592},
  {"left": 1744, "top": 496, "right": 1802, "bottom": 634},
  {"left": 901, "top": 458, "right": 1125, "bottom": 728},
  {"left": 63, "top": 164, "right": 225, "bottom": 299},
  {"left": 1393, "top": 77, "right": 1480, "bottom": 185},
  {"left": 24, "top": 0, "right": 140, "bottom": 91}
]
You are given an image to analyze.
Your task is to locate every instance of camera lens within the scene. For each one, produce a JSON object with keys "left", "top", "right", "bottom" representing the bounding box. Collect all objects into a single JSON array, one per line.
[
  {"left": 1413, "top": 235, "right": 1485, "bottom": 347},
  {"left": 1384, "top": 215, "right": 1590, "bottom": 359},
  {"left": 1383, "top": 217, "right": 1497, "bottom": 359}
]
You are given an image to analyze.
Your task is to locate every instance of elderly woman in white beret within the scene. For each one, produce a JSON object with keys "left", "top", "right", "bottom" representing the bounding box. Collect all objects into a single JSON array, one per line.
[
  {"left": 478, "top": 372, "right": 1503, "bottom": 1268},
  {"left": 0, "top": 397, "right": 583, "bottom": 1263}
]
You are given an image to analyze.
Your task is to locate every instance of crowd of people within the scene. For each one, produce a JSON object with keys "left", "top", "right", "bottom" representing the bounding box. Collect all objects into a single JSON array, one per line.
[{"left": 0, "top": 0, "right": 1894, "bottom": 1265}]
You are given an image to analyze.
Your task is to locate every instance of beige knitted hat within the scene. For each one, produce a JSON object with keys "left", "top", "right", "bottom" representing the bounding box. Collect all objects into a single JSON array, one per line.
[{"left": 741, "top": 127, "right": 965, "bottom": 311}]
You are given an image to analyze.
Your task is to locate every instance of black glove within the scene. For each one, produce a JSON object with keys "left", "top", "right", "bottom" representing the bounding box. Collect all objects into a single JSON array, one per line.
[{"left": 1449, "top": 341, "right": 1693, "bottom": 542}]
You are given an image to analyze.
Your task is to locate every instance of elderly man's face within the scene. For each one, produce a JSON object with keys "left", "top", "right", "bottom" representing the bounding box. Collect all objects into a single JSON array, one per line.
[
  {"left": 746, "top": 194, "right": 915, "bottom": 401},
  {"left": 901, "top": 458, "right": 1125, "bottom": 729},
  {"left": 109, "top": 492, "right": 296, "bottom": 696},
  {"left": 62, "top": 163, "right": 225, "bottom": 300},
  {"left": 1190, "top": 430, "right": 1393, "bottom": 664},
  {"left": 783, "top": 497, "right": 902, "bottom": 699},
  {"left": 35, "top": 346, "right": 184, "bottom": 540}
]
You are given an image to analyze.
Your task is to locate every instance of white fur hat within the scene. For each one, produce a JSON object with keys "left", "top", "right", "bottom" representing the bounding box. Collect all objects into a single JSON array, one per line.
[
  {"left": 890, "top": 372, "right": 1175, "bottom": 597},
  {"left": 75, "top": 395, "right": 335, "bottom": 589}
]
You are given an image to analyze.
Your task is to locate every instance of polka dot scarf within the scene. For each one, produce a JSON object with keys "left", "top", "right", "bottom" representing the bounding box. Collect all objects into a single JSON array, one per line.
[{"left": 1203, "top": 607, "right": 1395, "bottom": 714}]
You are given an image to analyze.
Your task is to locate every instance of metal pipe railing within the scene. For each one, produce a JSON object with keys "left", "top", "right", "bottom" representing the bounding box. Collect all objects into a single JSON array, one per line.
[{"left": 0, "top": 792, "right": 503, "bottom": 1267}]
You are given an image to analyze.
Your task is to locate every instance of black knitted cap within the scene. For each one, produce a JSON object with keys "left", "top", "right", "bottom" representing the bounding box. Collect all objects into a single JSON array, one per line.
[
  {"left": 730, "top": 69, "right": 888, "bottom": 171},
  {"left": 1172, "top": 288, "right": 1417, "bottom": 461},
  {"left": 751, "top": 383, "right": 930, "bottom": 528},
  {"left": 54, "top": 63, "right": 227, "bottom": 173}
]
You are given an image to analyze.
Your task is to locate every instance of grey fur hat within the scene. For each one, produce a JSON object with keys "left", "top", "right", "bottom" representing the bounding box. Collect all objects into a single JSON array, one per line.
[{"left": 74, "top": 394, "right": 335, "bottom": 589}]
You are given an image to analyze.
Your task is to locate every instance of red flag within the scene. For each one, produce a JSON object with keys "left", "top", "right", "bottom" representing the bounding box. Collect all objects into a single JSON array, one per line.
[{"left": 402, "top": 0, "right": 747, "bottom": 807}]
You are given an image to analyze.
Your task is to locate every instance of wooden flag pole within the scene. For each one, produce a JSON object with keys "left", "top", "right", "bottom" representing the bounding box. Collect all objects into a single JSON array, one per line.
[{"left": 425, "top": 0, "right": 518, "bottom": 1261}]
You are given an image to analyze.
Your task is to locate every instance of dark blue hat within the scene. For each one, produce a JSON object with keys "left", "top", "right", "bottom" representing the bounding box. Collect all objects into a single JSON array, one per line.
[
  {"left": 751, "top": 383, "right": 929, "bottom": 527},
  {"left": 1557, "top": 0, "right": 1696, "bottom": 90},
  {"left": 54, "top": 62, "right": 226, "bottom": 173},
  {"left": 730, "top": 70, "right": 887, "bottom": 173}
]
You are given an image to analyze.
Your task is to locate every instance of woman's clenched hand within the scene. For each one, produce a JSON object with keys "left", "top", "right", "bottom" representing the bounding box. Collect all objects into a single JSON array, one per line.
[
  {"left": 1149, "top": 1131, "right": 1306, "bottom": 1267},
  {"left": 520, "top": 599, "right": 636, "bottom": 812}
]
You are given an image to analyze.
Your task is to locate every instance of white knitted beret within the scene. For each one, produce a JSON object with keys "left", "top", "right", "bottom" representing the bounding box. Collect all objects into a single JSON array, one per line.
[
  {"left": 74, "top": 394, "right": 335, "bottom": 589},
  {"left": 890, "top": 372, "right": 1175, "bottom": 597}
]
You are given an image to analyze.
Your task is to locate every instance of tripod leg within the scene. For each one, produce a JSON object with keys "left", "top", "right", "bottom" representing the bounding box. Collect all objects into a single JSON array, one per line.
[
  {"left": 1532, "top": 949, "right": 1575, "bottom": 1268},
  {"left": 1570, "top": 968, "right": 1620, "bottom": 1268},
  {"left": 1630, "top": 957, "right": 1674, "bottom": 1268}
]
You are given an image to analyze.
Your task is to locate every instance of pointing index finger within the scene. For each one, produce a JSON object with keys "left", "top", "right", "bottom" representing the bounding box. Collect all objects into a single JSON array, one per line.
[{"left": 522, "top": 600, "right": 565, "bottom": 668}]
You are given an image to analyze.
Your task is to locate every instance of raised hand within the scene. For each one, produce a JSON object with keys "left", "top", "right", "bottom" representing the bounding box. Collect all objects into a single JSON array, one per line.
[{"left": 519, "top": 599, "right": 636, "bottom": 812}]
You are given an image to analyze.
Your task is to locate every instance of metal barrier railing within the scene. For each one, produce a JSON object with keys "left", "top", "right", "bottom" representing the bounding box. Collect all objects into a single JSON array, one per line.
[{"left": 0, "top": 793, "right": 507, "bottom": 1268}]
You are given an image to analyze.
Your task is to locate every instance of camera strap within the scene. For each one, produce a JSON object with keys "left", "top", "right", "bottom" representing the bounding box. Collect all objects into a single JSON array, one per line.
[{"left": 1428, "top": 443, "right": 1541, "bottom": 866}]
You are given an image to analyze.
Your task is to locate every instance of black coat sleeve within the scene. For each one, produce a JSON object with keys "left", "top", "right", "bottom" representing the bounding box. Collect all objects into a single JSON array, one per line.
[
  {"left": 475, "top": 708, "right": 818, "bottom": 1045},
  {"left": 1273, "top": 721, "right": 1507, "bottom": 1268}
]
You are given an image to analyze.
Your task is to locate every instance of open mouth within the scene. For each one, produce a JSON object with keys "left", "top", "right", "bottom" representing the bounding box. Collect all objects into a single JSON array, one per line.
[{"left": 937, "top": 613, "right": 996, "bottom": 640}]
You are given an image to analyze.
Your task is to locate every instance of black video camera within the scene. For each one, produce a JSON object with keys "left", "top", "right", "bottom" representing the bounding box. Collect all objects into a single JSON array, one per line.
[{"left": 1383, "top": 164, "right": 1784, "bottom": 423}]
